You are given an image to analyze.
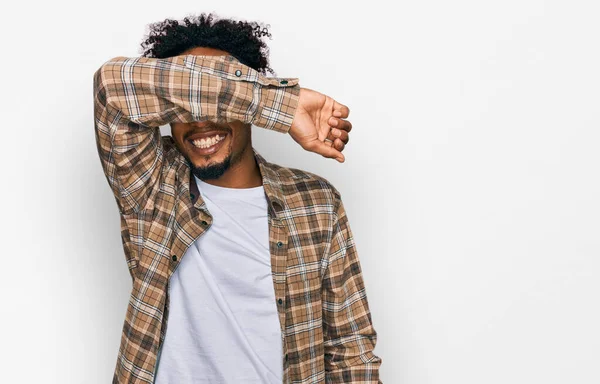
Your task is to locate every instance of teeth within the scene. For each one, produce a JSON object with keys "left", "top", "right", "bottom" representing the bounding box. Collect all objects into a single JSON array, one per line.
[{"left": 192, "top": 134, "right": 225, "bottom": 149}]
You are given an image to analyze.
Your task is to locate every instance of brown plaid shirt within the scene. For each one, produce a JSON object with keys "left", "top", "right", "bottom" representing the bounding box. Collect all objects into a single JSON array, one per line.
[{"left": 93, "top": 53, "right": 382, "bottom": 383}]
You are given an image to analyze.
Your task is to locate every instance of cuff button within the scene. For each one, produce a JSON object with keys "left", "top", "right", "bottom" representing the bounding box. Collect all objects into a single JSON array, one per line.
[{"left": 235, "top": 69, "right": 242, "bottom": 77}]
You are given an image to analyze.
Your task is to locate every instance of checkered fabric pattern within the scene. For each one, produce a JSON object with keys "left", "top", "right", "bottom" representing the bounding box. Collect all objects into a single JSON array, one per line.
[{"left": 93, "top": 53, "right": 382, "bottom": 383}]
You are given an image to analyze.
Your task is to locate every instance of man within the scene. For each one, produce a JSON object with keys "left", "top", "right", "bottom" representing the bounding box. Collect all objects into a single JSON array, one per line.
[{"left": 93, "top": 13, "right": 382, "bottom": 384}]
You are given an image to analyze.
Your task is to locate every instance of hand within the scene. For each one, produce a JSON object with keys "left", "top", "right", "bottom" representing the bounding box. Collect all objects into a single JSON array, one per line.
[{"left": 289, "top": 88, "right": 352, "bottom": 163}]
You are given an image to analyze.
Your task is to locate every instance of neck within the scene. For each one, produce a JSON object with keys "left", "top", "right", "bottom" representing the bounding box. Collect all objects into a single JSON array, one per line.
[{"left": 199, "top": 145, "right": 263, "bottom": 189}]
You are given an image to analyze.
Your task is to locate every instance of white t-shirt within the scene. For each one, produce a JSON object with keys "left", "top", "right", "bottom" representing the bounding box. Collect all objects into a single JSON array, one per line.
[{"left": 153, "top": 176, "right": 283, "bottom": 383}]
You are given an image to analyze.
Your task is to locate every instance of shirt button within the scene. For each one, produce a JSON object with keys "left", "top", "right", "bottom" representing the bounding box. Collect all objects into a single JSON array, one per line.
[
  {"left": 277, "top": 241, "right": 283, "bottom": 248},
  {"left": 278, "top": 298, "right": 283, "bottom": 305},
  {"left": 201, "top": 220, "right": 208, "bottom": 226},
  {"left": 172, "top": 255, "right": 177, "bottom": 261},
  {"left": 235, "top": 69, "right": 242, "bottom": 77}
]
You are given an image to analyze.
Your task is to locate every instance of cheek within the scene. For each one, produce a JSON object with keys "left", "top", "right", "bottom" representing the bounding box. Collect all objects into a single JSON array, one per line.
[{"left": 229, "top": 124, "right": 251, "bottom": 146}]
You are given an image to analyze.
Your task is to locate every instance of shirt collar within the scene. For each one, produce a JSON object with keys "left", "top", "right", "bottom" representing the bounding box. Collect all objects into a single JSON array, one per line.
[{"left": 188, "top": 147, "right": 287, "bottom": 218}]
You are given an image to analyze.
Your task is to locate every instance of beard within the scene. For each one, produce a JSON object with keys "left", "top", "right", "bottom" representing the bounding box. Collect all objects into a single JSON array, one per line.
[
  {"left": 185, "top": 154, "right": 232, "bottom": 180},
  {"left": 184, "top": 142, "right": 248, "bottom": 180}
]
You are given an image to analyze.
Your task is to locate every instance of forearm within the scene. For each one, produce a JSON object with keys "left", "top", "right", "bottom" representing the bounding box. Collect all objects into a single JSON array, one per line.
[{"left": 93, "top": 54, "right": 300, "bottom": 132}]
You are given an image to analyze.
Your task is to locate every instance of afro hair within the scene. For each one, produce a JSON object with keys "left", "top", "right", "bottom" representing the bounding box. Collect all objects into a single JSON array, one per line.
[{"left": 140, "top": 12, "right": 275, "bottom": 75}]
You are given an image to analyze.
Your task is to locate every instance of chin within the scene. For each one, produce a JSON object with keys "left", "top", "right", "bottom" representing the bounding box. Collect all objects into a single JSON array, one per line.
[{"left": 188, "top": 154, "right": 232, "bottom": 180}]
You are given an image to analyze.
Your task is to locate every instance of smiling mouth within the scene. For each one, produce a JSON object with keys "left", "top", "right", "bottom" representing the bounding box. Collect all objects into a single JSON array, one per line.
[{"left": 187, "top": 131, "right": 229, "bottom": 155}]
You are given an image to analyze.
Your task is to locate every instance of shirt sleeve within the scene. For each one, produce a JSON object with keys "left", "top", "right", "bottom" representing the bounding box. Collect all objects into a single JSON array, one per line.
[
  {"left": 92, "top": 54, "right": 300, "bottom": 214},
  {"left": 322, "top": 191, "right": 383, "bottom": 383}
]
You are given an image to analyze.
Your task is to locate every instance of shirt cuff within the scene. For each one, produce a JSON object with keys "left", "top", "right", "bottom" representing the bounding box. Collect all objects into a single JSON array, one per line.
[{"left": 252, "top": 82, "right": 300, "bottom": 134}]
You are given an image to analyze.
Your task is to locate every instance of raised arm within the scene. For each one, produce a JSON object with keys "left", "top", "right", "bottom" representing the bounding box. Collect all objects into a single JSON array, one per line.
[
  {"left": 92, "top": 54, "right": 299, "bottom": 214},
  {"left": 322, "top": 191, "right": 383, "bottom": 383}
]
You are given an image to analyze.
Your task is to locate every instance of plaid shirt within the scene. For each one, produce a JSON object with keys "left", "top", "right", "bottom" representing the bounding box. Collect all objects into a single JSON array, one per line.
[{"left": 93, "top": 53, "right": 382, "bottom": 383}]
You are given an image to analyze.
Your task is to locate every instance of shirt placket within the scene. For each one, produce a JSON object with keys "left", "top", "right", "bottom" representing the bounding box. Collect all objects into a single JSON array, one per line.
[{"left": 268, "top": 201, "right": 291, "bottom": 384}]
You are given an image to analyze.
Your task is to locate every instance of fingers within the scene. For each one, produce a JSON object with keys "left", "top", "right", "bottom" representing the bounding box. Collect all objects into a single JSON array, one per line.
[
  {"left": 327, "top": 138, "right": 345, "bottom": 152},
  {"left": 324, "top": 130, "right": 346, "bottom": 157},
  {"left": 306, "top": 140, "right": 345, "bottom": 163},
  {"left": 322, "top": 141, "right": 346, "bottom": 162},
  {"left": 327, "top": 116, "right": 350, "bottom": 151},
  {"left": 328, "top": 116, "right": 352, "bottom": 133},
  {"left": 332, "top": 100, "right": 350, "bottom": 118},
  {"left": 326, "top": 128, "right": 349, "bottom": 146},
  {"left": 325, "top": 110, "right": 350, "bottom": 161}
]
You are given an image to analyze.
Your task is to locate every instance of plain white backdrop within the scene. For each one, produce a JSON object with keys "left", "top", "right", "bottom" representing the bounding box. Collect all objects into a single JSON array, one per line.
[{"left": 1, "top": 0, "right": 599, "bottom": 383}]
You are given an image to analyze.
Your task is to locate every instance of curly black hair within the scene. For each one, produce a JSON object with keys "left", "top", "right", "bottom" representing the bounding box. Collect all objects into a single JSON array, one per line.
[{"left": 140, "top": 13, "right": 275, "bottom": 76}]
